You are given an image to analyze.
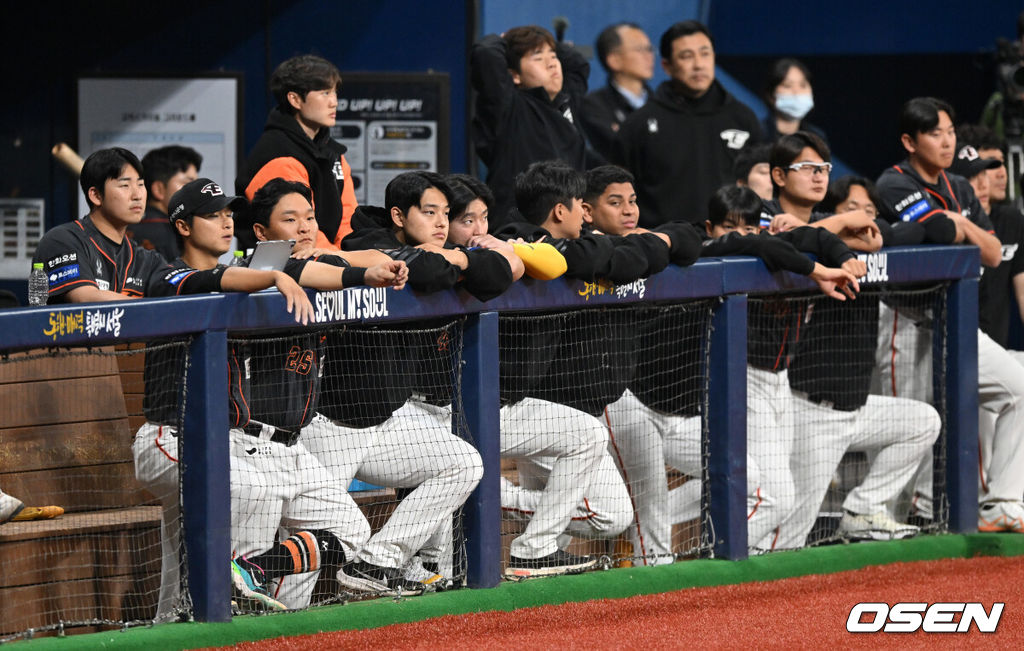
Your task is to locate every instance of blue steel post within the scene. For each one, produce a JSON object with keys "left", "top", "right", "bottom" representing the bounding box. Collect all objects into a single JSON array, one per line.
[
  {"left": 942, "top": 278, "right": 979, "bottom": 532},
  {"left": 461, "top": 311, "right": 501, "bottom": 588},
  {"left": 182, "top": 330, "right": 231, "bottom": 621},
  {"left": 708, "top": 295, "right": 748, "bottom": 559}
]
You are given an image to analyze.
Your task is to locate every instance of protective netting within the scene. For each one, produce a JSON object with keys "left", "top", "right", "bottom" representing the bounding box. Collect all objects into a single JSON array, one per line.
[
  {"left": 498, "top": 301, "right": 715, "bottom": 571},
  {"left": 223, "top": 318, "right": 474, "bottom": 611},
  {"left": 0, "top": 341, "right": 188, "bottom": 642},
  {"left": 747, "top": 284, "right": 948, "bottom": 551}
]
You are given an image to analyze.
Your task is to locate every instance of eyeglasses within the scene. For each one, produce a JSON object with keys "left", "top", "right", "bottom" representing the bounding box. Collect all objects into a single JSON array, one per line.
[
  {"left": 621, "top": 44, "right": 654, "bottom": 54},
  {"left": 787, "top": 161, "right": 832, "bottom": 176}
]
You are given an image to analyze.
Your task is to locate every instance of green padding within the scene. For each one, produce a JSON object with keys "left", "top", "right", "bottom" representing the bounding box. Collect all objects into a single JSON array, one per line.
[{"left": 18, "top": 534, "right": 1024, "bottom": 650}]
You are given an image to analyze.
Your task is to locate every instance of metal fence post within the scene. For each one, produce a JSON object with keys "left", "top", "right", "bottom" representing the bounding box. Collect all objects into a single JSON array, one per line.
[
  {"left": 182, "top": 329, "right": 231, "bottom": 621},
  {"left": 708, "top": 295, "right": 748, "bottom": 559},
  {"left": 942, "top": 278, "right": 979, "bottom": 532},
  {"left": 460, "top": 311, "right": 501, "bottom": 587}
]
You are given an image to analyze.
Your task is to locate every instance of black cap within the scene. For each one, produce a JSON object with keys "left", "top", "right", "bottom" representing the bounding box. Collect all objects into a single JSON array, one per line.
[
  {"left": 168, "top": 178, "right": 246, "bottom": 223},
  {"left": 949, "top": 143, "right": 1001, "bottom": 179}
]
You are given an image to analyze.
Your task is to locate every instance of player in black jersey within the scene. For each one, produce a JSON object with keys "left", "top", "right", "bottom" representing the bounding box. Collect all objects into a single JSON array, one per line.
[
  {"left": 33, "top": 148, "right": 167, "bottom": 303},
  {"left": 757, "top": 141, "right": 941, "bottom": 545},
  {"left": 248, "top": 176, "right": 483, "bottom": 600},
  {"left": 582, "top": 166, "right": 859, "bottom": 558},
  {"left": 874, "top": 99, "right": 1024, "bottom": 533},
  {"left": 134, "top": 177, "right": 406, "bottom": 615}
]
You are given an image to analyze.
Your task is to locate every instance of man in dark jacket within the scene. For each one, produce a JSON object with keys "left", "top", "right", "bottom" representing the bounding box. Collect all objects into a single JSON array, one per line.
[
  {"left": 471, "top": 25, "right": 590, "bottom": 228},
  {"left": 236, "top": 55, "right": 357, "bottom": 251},
  {"left": 614, "top": 20, "right": 761, "bottom": 227},
  {"left": 580, "top": 23, "right": 655, "bottom": 163}
]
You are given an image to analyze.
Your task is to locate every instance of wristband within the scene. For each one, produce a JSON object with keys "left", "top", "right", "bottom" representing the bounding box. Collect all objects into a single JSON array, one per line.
[{"left": 342, "top": 266, "right": 367, "bottom": 287}]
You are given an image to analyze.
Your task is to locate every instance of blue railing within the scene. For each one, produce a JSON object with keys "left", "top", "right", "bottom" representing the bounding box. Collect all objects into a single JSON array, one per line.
[{"left": 0, "top": 245, "right": 980, "bottom": 623}]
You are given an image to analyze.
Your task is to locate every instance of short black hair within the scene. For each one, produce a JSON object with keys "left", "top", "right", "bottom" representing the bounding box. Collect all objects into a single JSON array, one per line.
[
  {"left": 514, "top": 161, "right": 586, "bottom": 225},
  {"left": 956, "top": 123, "right": 1006, "bottom": 154},
  {"left": 764, "top": 58, "right": 812, "bottom": 102},
  {"left": 899, "top": 97, "right": 956, "bottom": 139},
  {"left": 583, "top": 165, "right": 634, "bottom": 204},
  {"left": 732, "top": 143, "right": 772, "bottom": 183},
  {"left": 504, "top": 26, "right": 557, "bottom": 72},
  {"left": 384, "top": 171, "right": 452, "bottom": 217},
  {"left": 595, "top": 22, "right": 642, "bottom": 72},
  {"left": 707, "top": 185, "right": 762, "bottom": 227},
  {"left": 141, "top": 146, "right": 203, "bottom": 196},
  {"left": 769, "top": 131, "right": 831, "bottom": 193},
  {"left": 80, "top": 147, "right": 144, "bottom": 209},
  {"left": 820, "top": 176, "right": 882, "bottom": 215},
  {"left": 659, "top": 20, "right": 712, "bottom": 60},
  {"left": 446, "top": 173, "right": 494, "bottom": 220},
  {"left": 251, "top": 178, "right": 313, "bottom": 228},
  {"left": 270, "top": 55, "right": 342, "bottom": 115}
]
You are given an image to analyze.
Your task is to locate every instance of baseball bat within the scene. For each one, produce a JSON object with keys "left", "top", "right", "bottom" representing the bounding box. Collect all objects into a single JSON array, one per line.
[{"left": 51, "top": 142, "right": 84, "bottom": 177}]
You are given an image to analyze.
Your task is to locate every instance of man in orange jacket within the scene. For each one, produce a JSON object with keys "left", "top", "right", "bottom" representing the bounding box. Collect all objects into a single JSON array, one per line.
[{"left": 236, "top": 55, "right": 357, "bottom": 252}]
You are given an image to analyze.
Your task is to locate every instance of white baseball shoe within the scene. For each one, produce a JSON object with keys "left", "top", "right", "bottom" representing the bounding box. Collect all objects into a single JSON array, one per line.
[
  {"left": 979, "top": 500, "right": 1024, "bottom": 533},
  {"left": 837, "top": 510, "right": 919, "bottom": 541},
  {"left": 0, "top": 493, "right": 24, "bottom": 523}
]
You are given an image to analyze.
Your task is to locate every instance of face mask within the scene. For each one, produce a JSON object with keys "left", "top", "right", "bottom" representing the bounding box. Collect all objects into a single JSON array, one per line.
[{"left": 775, "top": 93, "right": 814, "bottom": 120}]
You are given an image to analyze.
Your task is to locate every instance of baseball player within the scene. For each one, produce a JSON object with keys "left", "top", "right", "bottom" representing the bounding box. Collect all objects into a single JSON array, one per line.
[
  {"left": 436, "top": 171, "right": 636, "bottom": 575},
  {"left": 134, "top": 177, "right": 408, "bottom": 615},
  {"left": 875, "top": 98, "right": 1024, "bottom": 533},
  {"left": 31, "top": 148, "right": 168, "bottom": 304},
  {"left": 583, "top": 166, "right": 861, "bottom": 559},
  {"left": 760, "top": 134, "right": 941, "bottom": 544},
  {"left": 260, "top": 173, "right": 485, "bottom": 600}
]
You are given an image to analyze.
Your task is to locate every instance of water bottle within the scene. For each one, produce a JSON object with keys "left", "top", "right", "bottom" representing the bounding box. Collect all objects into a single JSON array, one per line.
[
  {"left": 28, "top": 262, "right": 48, "bottom": 306},
  {"left": 229, "top": 250, "right": 245, "bottom": 266}
]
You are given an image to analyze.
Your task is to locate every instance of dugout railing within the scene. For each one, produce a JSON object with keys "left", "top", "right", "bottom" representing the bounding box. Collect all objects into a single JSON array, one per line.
[{"left": 0, "top": 245, "right": 979, "bottom": 630}]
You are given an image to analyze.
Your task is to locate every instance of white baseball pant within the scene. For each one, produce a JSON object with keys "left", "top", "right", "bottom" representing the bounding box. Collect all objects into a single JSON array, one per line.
[
  {"left": 299, "top": 404, "right": 482, "bottom": 569},
  {"left": 877, "top": 302, "right": 1024, "bottom": 506},
  {"left": 496, "top": 397, "right": 632, "bottom": 559},
  {"left": 604, "top": 389, "right": 701, "bottom": 566},
  {"left": 231, "top": 419, "right": 371, "bottom": 609},
  {"left": 746, "top": 367, "right": 797, "bottom": 551},
  {"left": 773, "top": 394, "right": 941, "bottom": 549},
  {"left": 132, "top": 423, "right": 184, "bottom": 622}
]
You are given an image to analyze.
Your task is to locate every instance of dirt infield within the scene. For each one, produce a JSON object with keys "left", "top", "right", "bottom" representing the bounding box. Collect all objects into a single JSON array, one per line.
[{"left": 226, "top": 555, "right": 1023, "bottom": 649}]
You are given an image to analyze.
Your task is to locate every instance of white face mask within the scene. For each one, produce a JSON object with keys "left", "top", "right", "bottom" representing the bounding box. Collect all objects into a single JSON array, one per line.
[{"left": 775, "top": 93, "right": 814, "bottom": 120}]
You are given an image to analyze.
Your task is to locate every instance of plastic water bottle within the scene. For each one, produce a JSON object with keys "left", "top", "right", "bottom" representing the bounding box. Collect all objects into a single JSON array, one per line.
[
  {"left": 28, "top": 262, "right": 48, "bottom": 306},
  {"left": 229, "top": 250, "right": 245, "bottom": 266}
]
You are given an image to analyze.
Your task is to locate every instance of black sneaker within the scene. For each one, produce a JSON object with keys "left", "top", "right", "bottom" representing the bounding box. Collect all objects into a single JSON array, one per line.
[
  {"left": 504, "top": 550, "right": 597, "bottom": 578},
  {"left": 338, "top": 560, "right": 431, "bottom": 596}
]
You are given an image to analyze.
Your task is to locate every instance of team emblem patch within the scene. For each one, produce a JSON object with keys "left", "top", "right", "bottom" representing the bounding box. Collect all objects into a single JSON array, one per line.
[
  {"left": 720, "top": 129, "right": 750, "bottom": 149},
  {"left": 201, "top": 182, "right": 224, "bottom": 196}
]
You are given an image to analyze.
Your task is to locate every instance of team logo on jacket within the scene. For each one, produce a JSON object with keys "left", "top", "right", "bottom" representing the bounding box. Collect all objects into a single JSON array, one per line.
[
  {"left": 720, "top": 129, "right": 750, "bottom": 149},
  {"left": 563, "top": 107, "right": 575, "bottom": 124},
  {"left": 201, "top": 182, "right": 224, "bottom": 196},
  {"left": 332, "top": 161, "right": 344, "bottom": 181},
  {"left": 647, "top": 118, "right": 658, "bottom": 133}
]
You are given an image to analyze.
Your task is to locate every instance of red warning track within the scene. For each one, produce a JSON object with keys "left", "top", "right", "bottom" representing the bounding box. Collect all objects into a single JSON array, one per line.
[{"left": 228, "top": 555, "right": 1023, "bottom": 649}]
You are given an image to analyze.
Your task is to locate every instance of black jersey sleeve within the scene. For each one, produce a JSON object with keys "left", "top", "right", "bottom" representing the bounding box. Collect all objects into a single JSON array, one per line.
[
  {"left": 32, "top": 225, "right": 98, "bottom": 300},
  {"left": 651, "top": 221, "right": 702, "bottom": 267},
  {"left": 281, "top": 257, "right": 312, "bottom": 283},
  {"left": 551, "top": 234, "right": 616, "bottom": 281},
  {"left": 700, "top": 231, "right": 815, "bottom": 275},
  {"left": 775, "top": 226, "right": 856, "bottom": 267},
  {"left": 557, "top": 40, "right": 590, "bottom": 103},
  {"left": 147, "top": 262, "right": 226, "bottom": 297},
  {"left": 460, "top": 248, "right": 514, "bottom": 301}
]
